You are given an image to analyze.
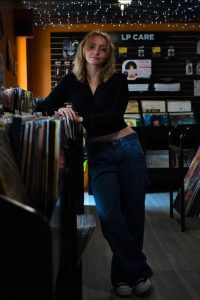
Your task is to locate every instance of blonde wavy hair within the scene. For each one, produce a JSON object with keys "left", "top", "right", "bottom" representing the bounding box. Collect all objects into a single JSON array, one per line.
[{"left": 72, "top": 31, "right": 116, "bottom": 84}]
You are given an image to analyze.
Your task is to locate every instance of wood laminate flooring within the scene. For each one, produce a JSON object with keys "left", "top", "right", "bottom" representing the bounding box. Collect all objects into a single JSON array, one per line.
[{"left": 82, "top": 193, "right": 200, "bottom": 300}]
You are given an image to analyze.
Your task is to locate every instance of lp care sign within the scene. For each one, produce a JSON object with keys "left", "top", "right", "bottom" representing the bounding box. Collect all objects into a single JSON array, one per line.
[{"left": 121, "top": 33, "right": 155, "bottom": 41}]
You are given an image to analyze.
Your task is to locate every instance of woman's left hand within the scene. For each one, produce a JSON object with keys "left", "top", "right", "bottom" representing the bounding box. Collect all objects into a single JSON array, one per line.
[{"left": 56, "top": 105, "right": 83, "bottom": 123}]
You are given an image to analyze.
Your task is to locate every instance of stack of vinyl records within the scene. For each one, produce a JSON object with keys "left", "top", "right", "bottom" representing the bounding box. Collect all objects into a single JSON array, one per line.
[{"left": 173, "top": 146, "right": 200, "bottom": 217}]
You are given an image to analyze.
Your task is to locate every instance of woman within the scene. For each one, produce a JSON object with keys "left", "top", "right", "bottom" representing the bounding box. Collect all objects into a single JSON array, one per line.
[{"left": 37, "top": 31, "right": 153, "bottom": 297}]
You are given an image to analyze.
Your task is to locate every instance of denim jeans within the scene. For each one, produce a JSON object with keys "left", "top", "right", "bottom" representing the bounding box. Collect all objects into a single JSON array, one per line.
[{"left": 87, "top": 132, "right": 153, "bottom": 285}]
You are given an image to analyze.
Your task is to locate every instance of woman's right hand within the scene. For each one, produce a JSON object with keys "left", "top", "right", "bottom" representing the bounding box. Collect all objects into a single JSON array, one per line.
[{"left": 57, "top": 105, "right": 83, "bottom": 123}]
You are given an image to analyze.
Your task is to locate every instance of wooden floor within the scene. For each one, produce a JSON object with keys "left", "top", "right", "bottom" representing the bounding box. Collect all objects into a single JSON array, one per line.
[{"left": 82, "top": 192, "right": 200, "bottom": 300}]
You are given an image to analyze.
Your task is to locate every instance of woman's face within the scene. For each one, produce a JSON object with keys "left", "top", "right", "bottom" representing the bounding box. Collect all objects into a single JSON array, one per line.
[{"left": 84, "top": 35, "right": 108, "bottom": 67}]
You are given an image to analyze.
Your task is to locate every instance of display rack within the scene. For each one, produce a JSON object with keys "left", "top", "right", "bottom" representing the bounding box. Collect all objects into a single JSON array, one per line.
[
  {"left": 168, "top": 124, "right": 200, "bottom": 231},
  {"left": 0, "top": 116, "right": 95, "bottom": 300}
]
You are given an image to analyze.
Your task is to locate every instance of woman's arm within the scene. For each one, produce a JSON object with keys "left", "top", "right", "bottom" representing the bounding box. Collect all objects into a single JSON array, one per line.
[{"left": 35, "top": 77, "right": 70, "bottom": 115}]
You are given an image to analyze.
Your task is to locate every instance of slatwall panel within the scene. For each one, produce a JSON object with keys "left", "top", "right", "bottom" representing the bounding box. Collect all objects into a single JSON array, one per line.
[
  {"left": 50, "top": 31, "right": 200, "bottom": 102},
  {"left": 51, "top": 32, "right": 85, "bottom": 88}
]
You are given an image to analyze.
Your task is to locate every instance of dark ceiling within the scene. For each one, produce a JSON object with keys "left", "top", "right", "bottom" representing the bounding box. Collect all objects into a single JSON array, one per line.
[{"left": 16, "top": 0, "right": 200, "bottom": 27}]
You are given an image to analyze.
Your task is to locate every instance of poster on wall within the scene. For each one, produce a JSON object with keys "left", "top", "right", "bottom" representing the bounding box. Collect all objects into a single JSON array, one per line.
[{"left": 122, "top": 59, "right": 151, "bottom": 80}]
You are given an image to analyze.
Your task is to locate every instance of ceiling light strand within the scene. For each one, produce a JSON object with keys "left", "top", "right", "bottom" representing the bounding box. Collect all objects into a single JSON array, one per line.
[{"left": 18, "top": 0, "right": 200, "bottom": 28}]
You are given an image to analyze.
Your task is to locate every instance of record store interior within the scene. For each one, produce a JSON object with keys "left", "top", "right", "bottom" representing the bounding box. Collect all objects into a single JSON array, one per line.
[{"left": 1, "top": 1, "right": 200, "bottom": 299}]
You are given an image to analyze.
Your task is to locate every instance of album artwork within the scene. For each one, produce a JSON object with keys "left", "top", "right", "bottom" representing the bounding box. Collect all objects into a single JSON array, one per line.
[
  {"left": 171, "top": 147, "right": 196, "bottom": 168},
  {"left": 143, "top": 113, "right": 168, "bottom": 126},
  {"left": 141, "top": 100, "right": 166, "bottom": 113},
  {"left": 124, "top": 114, "right": 142, "bottom": 127},
  {"left": 167, "top": 100, "right": 191, "bottom": 112},
  {"left": 146, "top": 150, "right": 169, "bottom": 168},
  {"left": 169, "top": 112, "right": 196, "bottom": 126},
  {"left": 122, "top": 59, "right": 151, "bottom": 80},
  {"left": 125, "top": 100, "right": 139, "bottom": 113}
]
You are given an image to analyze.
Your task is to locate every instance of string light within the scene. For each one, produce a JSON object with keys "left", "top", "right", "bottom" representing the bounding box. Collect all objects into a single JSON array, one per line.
[{"left": 19, "top": 0, "right": 200, "bottom": 28}]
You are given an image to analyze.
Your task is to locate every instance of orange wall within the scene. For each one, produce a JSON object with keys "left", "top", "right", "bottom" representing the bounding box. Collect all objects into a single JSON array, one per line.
[
  {"left": 16, "top": 37, "right": 28, "bottom": 90},
  {"left": 0, "top": 0, "right": 17, "bottom": 88},
  {"left": 27, "top": 27, "right": 50, "bottom": 98},
  {"left": 27, "top": 23, "right": 200, "bottom": 98}
]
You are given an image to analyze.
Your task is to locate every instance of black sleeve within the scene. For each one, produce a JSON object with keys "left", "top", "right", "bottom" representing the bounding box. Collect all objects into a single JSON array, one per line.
[
  {"left": 35, "top": 77, "right": 70, "bottom": 115},
  {"left": 82, "top": 74, "right": 129, "bottom": 132}
]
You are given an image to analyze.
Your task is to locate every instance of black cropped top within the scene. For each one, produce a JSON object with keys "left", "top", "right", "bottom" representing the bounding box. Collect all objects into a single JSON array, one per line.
[{"left": 37, "top": 72, "right": 129, "bottom": 137}]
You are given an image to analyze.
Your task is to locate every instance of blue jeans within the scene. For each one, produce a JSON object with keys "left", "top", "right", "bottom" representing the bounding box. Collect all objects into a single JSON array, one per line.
[{"left": 87, "top": 132, "right": 153, "bottom": 285}]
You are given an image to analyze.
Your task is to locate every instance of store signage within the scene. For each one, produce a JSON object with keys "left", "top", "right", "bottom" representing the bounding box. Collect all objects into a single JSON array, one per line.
[{"left": 121, "top": 33, "right": 155, "bottom": 41}]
